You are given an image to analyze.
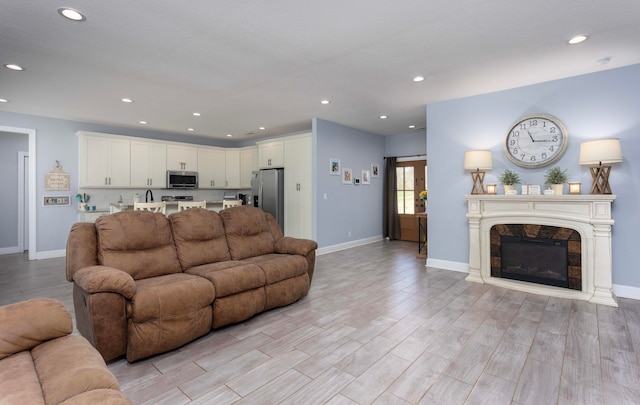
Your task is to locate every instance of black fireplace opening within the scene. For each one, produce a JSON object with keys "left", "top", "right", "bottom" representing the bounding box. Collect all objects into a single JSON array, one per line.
[{"left": 500, "top": 235, "right": 569, "bottom": 288}]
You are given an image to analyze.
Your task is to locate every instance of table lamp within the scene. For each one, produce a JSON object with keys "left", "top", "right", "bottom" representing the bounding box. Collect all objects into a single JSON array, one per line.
[
  {"left": 579, "top": 138, "right": 622, "bottom": 194},
  {"left": 464, "top": 150, "right": 492, "bottom": 194}
]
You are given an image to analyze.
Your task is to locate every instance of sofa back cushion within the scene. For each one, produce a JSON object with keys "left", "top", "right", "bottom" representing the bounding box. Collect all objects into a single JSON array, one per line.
[
  {"left": 220, "top": 206, "right": 275, "bottom": 260},
  {"left": 96, "top": 211, "right": 182, "bottom": 280},
  {"left": 169, "top": 208, "right": 231, "bottom": 270}
]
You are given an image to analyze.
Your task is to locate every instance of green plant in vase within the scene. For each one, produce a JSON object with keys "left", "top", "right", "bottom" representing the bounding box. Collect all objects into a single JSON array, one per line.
[
  {"left": 544, "top": 166, "right": 568, "bottom": 195},
  {"left": 497, "top": 169, "right": 521, "bottom": 194}
]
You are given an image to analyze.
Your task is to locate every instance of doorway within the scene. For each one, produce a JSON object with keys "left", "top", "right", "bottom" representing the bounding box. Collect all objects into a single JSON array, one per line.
[
  {"left": 0, "top": 126, "right": 36, "bottom": 259},
  {"left": 396, "top": 160, "right": 426, "bottom": 241}
]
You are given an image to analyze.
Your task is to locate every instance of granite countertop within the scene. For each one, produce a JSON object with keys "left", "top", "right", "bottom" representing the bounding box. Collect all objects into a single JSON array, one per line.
[{"left": 110, "top": 200, "right": 224, "bottom": 209}]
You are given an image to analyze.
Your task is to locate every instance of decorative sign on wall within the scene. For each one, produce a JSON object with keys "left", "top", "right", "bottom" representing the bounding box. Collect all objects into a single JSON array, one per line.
[{"left": 45, "top": 160, "right": 70, "bottom": 190}]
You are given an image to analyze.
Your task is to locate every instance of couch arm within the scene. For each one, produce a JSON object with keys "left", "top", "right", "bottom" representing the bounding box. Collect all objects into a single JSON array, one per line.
[
  {"left": 0, "top": 298, "right": 72, "bottom": 360},
  {"left": 274, "top": 237, "right": 318, "bottom": 256},
  {"left": 73, "top": 266, "right": 136, "bottom": 299}
]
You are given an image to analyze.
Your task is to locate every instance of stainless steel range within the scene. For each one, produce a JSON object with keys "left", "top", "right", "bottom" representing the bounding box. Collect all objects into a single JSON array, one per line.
[{"left": 161, "top": 195, "right": 194, "bottom": 202}]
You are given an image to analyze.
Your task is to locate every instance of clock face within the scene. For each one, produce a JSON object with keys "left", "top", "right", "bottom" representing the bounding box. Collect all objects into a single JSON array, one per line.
[{"left": 503, "top": 114, "right": 569, "bottom": 168}]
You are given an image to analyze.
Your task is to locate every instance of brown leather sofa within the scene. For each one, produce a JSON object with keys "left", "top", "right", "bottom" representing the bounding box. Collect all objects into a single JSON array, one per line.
[
  {"left": 0, "top": 298, "right": 131, "bottom": 404},
  {"left": 66, "top": 206, "right": 317, "bottom": 362}
]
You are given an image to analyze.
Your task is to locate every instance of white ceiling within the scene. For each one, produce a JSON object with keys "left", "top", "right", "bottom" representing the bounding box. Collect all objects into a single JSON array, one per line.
[{"left": 1, "top": 1, "right": 639, "bottom": 140}]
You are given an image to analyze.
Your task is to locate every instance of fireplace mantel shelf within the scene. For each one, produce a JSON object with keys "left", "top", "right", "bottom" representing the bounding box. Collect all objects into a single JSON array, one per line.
[{"left": 465, "top": 193, "right": 617, "bottom": 306}]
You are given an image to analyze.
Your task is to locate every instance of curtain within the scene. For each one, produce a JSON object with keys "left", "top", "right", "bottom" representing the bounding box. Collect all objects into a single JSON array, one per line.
[{"left": 383, "top": 157, "right": 400, "bottom": 240}]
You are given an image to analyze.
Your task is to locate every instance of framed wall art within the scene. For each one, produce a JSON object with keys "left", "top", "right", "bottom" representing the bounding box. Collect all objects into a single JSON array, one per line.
[
  {"left": 362, "top": 169, "right": 370, "bottom": 184},
  {"left": 330, "top": 158, "right": 341, "bottom": 175},
  {"left": 342, "top": 168, "right": 352, "bottom": 184},
  {"left": 371, "top": 163, "right": 379, "bottom": 178}
]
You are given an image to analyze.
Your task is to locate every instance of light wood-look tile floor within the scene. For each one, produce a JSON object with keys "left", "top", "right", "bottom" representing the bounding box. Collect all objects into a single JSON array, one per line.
[{"left": 2, "top": 241, "right": 640, "bottom": 404}]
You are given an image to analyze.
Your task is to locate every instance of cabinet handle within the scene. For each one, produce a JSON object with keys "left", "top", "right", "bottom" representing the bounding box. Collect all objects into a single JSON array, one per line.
[
  {"left": 105, "top": 177, "right": 108, "bottom": 185},
  {"left": 108, "top": 177, "right": 111, "bottom": 185}
]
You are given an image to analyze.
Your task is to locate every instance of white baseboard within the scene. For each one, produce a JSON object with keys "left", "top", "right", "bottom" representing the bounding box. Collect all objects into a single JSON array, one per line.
[
  {"left": 613, "top": 284, "right": 640, "bottom": 300},
  {"left": 317, "top": 236, "right": 383, "bottom": 256},
  {"left": 35, "top": 249, "right": 66, "bottom": 260},
  {"left": 0, "top": 246, "right": 21, "bottom": 255},
  {"left": 426, "top": 258, "right": 469, "bottom": 273}
]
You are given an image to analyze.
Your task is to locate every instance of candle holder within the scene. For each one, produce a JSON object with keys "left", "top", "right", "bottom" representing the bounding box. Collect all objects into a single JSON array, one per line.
[{"left": 568, "top": 182, "right": 582, "bottom": 194}]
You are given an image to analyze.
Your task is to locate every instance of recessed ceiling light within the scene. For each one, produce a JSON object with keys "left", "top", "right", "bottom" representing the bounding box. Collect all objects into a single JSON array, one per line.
[
  {"left": 413, "top": 76, "right": 425, "bottom": 82},
  {"left": 187, "top": 128, "right": 195, "bottom": 132},
  {"left": 226, "top": 134, "right": 233, "bottom": 138},
  {"left": 320, "top": 100, "right": 330, "bottom": 105},
  {"left": 121, "top": 98, "right": 133, "bottom": 103},
  {"left": 192, "top": 112, "right": 201, "bottom": 116},
  {"left": 379, "top": 115, "right": 388, "bottom": 119},
  {"left": 139, "top": 121, "right": 148, "bottom": 125},
  {"left": 259, "top": 127, "right": 266, "bottom": 130},
  {"left": 568, "top": 35, "right": 588, "bottom": 45},
  {"left": 409, "top": 125, "right": 416, "bottom": 129},
  {"left": 57, "top": 7, "right": 86, "bottom": 22},
  {"left": 4, "top": 64, "right": 24, "bottom": 71},
  {"left": 0, "top": 98, "right": 8, "bottom": 103}
]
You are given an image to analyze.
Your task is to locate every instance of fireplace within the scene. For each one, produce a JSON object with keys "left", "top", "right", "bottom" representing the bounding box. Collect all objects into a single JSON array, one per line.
[{"left": 465, "top": 194, "right": 617, "bottom": 306}]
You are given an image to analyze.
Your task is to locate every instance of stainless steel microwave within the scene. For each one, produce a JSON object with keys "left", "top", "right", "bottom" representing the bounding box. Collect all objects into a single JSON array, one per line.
[{"left": 166, "top": 170, "right": 198, "bottom": 189}]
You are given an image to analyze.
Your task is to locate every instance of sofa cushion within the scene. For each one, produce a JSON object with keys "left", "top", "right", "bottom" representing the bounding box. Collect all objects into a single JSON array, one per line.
[
  {"left": 0, "top": 298, "right": 72, "bottom": 360},
  {"left": 186, "top": 261, "right": 266, "bottom": 298},
  {"left": 126, "top": 273, "right": 214, "bottom": 322},
  {"left": 96, "top": 211, "right": 182, "bottom": 280},
  {"left": 220, "top": 206, "right": 275, "bottom": 260},
  {"left": 169, "top": 208, "right": 231, "bottom": 270},
  {"left": 31, "top": 335, "right": 120, "bottom": 405},
  {"left": 0, "top": 351, "right": 46, "bottom": 405},
  {"left": 242, "top": 253, "right": 308, "bottom": 284}
]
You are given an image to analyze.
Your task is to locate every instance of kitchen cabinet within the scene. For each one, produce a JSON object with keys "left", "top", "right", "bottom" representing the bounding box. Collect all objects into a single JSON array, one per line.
[
  {"left": 257, "top": 140, "right": 284, "bottom": 168},
  {"left": 225, "top": 150, "right": 241, "bottom": 188},
  {"left": 240, "top": 146, "right": 258, "bottom": 188},
  {"left": 78, "top": 132, "right": 131, "bottom": 188},
  {"left": 166, "top": 144, "right": 198, "bottom": 171},
  {"left": 198, "top": 147, "right": 225, "bottom": 188},
  {"left": 283, "top": 133, "right": 312, "bottom": 239},
  {"left": 131, "top": 140, "right": 167, "bottom": 188}
]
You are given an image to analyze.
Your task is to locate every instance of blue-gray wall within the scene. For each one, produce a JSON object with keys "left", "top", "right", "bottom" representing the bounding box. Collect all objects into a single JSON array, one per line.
[
  {"left": 384, "top": 130, "right": 426, "bottom": 157},
  {"left": 0, "top": 131, "right": 28, "bottom": 249},
  {"left": 314, "top": 118, "right": 385, "bottom": 248},
  {"left": 427, "top": 63, "right": 640, "bottom": 291}
]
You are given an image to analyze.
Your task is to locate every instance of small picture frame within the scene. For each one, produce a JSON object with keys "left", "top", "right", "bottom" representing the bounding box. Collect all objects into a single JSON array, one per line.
[
  {"left": 342, "top": 168, "right": 352, "bottom": 184},
  {"left": 354, "top": 178, "right": 361, "bottom": 185},
  {"left": 362, "top": 170, "right": 370, "bottom": 184},
  {"left": 371, "top": 163, "right": 379, "bottom": 178},
  {"left": 330, "top": 158, "right": 341, "bottom": 176}
]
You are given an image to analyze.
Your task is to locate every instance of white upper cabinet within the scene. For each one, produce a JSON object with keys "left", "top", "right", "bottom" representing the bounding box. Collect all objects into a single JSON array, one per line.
[
  {"left": 240, "top": 146, "right": 258, "bottom": 189},
  {"left": 78, "top": 132, "right": 131, "bottom": 188},
  {"left": 198, "top": 147, "right": 226, "bottom": 188},
  {"left": 225, "top": 149, "right": 241, "bottom": 188},
  {"left": 131, "top": 140, "right": 167, "bottom": 188},
  {"left": 257, "top": 140, "right": 284, "bottom": 168},
  {"left": 166, "top": 144, "right": 198, "bottom": 171}
]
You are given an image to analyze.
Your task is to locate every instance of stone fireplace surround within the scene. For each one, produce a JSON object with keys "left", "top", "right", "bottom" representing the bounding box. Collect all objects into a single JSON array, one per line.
[{"left": 465, "top": 194, "right": 617, "bottom": 307}]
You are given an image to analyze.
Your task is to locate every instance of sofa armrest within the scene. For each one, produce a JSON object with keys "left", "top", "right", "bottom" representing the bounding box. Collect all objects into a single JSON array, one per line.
[
  {"left": 0, "top": 298, "right": 72, "bottom": 360},
  {"left": 73, "top": 266, "right": 136, "bottom": 299},
  {"left": 274, "top": 237, "right": 318, "bottom": 256}
]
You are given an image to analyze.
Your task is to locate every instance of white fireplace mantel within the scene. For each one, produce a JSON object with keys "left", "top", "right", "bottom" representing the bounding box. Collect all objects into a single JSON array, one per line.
[{"left": 465, "top": 194, "right": 617, "bottom": 306}]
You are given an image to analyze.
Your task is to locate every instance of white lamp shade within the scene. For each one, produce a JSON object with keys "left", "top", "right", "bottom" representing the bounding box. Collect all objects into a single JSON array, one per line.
[
  {"left": 464, "top": 150, "right": 493, "bottom": 170},
  {"left": 579, "top": 138, "right": 623, "bottom": 165}
]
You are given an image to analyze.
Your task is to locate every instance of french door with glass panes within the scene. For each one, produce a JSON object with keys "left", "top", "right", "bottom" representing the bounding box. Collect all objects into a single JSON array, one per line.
[{"left": 396, "top": 160, "right": 426, "bottom": 241}]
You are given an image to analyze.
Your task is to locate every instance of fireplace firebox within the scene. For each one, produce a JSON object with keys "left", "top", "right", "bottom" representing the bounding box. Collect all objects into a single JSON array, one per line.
[{"left": 500, "top": 235, "right": 568, "bottom": 288}]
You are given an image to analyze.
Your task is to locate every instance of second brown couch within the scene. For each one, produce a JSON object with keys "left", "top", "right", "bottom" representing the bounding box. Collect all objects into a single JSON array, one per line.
[{"left": 66, "top": 206, "right": 317, "bottom": 362}]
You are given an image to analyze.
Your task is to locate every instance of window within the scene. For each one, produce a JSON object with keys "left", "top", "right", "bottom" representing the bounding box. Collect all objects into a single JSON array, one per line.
[{"left": 396, "top": 166, "right": 415, "bottom": 214}]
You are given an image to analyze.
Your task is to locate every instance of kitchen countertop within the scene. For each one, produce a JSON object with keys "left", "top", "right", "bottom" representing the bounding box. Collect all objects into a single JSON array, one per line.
[{"left": 111, "top": 200, "right": 225, "bottom": 209}]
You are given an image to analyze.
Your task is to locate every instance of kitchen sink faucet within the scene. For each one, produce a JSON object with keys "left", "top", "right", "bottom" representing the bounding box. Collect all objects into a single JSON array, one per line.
[{"left": 145, "top": 189, "right": 154, "bottom": 202}]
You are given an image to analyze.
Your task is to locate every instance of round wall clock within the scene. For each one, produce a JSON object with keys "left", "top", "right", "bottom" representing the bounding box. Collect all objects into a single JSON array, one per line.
[{"left": 503, "top": 114, "right": 569, "bottom": 168}]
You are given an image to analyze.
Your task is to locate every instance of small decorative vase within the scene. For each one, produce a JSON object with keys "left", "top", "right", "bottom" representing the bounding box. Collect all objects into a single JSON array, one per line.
[{"left": 551, "top": 184, "right": 564, "bottom": 195}]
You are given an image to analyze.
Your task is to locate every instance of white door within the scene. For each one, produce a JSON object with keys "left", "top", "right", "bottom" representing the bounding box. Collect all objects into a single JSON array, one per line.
[{"left": 23, "top": 154, "right": 29, "bottom": 250}]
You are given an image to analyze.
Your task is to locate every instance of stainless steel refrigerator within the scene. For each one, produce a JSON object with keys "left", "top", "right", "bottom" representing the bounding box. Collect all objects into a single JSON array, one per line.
[{"left": 251, "top": 168, "right": 284, "bottom": 231}]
